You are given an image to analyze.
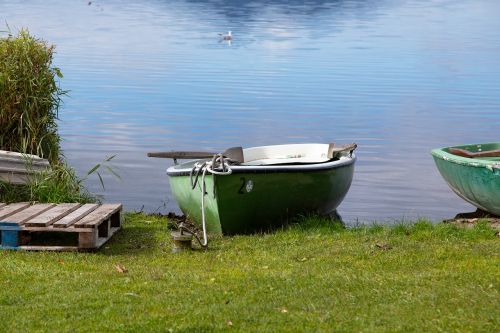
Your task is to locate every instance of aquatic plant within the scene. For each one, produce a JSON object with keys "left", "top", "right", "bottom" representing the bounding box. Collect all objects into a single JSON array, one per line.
[{"left": 0, "top": 28, "right": 65, "bottom": 164}]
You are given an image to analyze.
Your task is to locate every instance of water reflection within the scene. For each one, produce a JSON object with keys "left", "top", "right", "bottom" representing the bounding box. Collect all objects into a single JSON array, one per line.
[{"left": 1, "top": 0, "right": 499, "bottom": 223}]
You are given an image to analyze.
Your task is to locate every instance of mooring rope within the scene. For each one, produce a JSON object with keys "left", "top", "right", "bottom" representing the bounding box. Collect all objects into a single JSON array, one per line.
[{"left": 189, "top": 154, "right": 234, "bottom": 246}]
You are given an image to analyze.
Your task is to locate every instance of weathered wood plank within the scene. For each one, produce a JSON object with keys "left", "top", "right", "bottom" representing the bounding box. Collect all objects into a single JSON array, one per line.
[
  {"left": 74, "top": 204, "right": 122, "bottom": 228},
  {"left": 19, "top": 226, "right": 94, "bottom": 233},
  {"left": 24, "top": 203, "right": 82, "bottom": 227},
  {"left": 53, "top": 204, "right": 99, "bottom": 228},
  {"left": 0, "top": 203, "right": 31, "bottom": 220},
  {"left": 3, "top": 204, "right": 56, "bottom": 225},
  {"left": 78, "top": 229, "right": 98, "bottom": 248},
  {"left": 19, "top": 246, "right": 79, "bottom": 252}
]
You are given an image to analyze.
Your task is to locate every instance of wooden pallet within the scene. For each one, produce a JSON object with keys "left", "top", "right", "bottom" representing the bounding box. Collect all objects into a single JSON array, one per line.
[{"left": 0, "top": 202, "right": 122, "bottom": 251}]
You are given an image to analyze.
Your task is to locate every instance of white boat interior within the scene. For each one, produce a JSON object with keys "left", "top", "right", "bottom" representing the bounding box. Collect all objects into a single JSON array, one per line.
[
  {"left": 166, "top": 143, "right": 357, "bottom": 175},
  {"left": 241, "top": 143, "right": 353, "bottom": 166}
]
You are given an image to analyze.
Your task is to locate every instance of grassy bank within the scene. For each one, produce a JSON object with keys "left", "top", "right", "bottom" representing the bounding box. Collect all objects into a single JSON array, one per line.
[{"left": 0, "top": 215, "right": 498, "bottom": 332}]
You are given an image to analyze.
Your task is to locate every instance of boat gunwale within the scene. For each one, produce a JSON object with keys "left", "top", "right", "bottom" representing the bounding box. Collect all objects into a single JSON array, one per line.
[
  {"left": 431, "top": 143, "right": 500, "bottom": 169},
  {"left": 166, "top": 154, "right": 356, "bottom": 177}
]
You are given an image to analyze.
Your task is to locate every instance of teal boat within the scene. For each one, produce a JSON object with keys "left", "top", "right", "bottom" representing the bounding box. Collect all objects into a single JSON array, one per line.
[
  {"left": 431, "top": 143, "right": 500, "bottom": 216},
  {"left": 156, "top": 143, "right": 356, "bottom": 236}
]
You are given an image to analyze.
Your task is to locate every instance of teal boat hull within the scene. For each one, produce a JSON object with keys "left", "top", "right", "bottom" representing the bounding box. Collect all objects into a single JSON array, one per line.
[
  {"left": 431, "top": 143, "right": 500, "bottom": 216},
  {"left": 167, "top": 156, "right": 355, "bottom": 234}
]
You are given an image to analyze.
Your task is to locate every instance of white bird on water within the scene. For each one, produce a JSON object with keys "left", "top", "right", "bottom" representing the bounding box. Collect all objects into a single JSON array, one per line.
[{"left": 219, "top": 31, "right": 232, "bottom": 41}]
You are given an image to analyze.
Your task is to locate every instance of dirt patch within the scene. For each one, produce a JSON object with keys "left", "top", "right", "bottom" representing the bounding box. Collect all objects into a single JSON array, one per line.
[{"left": 445, "top": 209, "right": 500, "bottom": 234}]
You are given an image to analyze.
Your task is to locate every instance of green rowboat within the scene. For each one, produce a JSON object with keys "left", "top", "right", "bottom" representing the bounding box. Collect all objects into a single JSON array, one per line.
[
  {"left": 165, "top": 143, "right": 356, "bottom": 235},
  {"left": 431, "top": 143, "right": 500, "bottom": 216}
]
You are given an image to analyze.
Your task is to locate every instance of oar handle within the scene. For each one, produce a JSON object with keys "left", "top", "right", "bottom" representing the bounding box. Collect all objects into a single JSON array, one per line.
[
  {"left": 147, "top": 151, "right": 216, "bottom": 159},
  {"left": 147, "top": 147, "right": 244, "bottom": 163}
]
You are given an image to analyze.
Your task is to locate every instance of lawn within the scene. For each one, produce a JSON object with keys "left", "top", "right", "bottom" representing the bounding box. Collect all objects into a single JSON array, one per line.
[{"left": 0, "top": 214, "right": 498, "bottom": 332}]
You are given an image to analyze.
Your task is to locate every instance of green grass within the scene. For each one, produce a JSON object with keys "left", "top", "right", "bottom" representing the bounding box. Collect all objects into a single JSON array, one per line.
[{"left": 0, "top": 215, "right": 498, "bottom": 332}]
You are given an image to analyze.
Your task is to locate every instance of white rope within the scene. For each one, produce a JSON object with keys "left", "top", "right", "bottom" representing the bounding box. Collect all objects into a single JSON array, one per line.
[{"left": 191, "top": 155, "right": 233, "bottom": 246}]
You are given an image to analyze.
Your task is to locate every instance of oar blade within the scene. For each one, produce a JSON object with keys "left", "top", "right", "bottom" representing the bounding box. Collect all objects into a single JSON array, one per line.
[
  {"left": 327, "top": 143, "right": 357, "bottom": 159},
  {"left": 223, "top": 146, "right": 244, "bottom": 164}
]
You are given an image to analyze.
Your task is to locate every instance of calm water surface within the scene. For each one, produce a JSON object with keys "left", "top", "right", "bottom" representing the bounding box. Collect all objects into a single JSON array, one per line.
[{"left": 2, "top": 0, "right": 499, "bottom": 223}]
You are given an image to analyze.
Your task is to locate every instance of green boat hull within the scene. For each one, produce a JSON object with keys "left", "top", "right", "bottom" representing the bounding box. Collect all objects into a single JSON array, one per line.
[
  {"left": 431, "top": 143, "right": 500, "bottom": 216},
  {"left": 168, "top": 158, "right": 355, "bottom": 234}
]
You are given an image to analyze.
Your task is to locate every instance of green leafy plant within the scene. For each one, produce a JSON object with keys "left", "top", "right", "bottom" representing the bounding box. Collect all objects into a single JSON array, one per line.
[
  {"left": 86, "top": 154, "right": 121, "bottom": 190},
  {"left": 0, "top": 28, "right": 65, "bottom": 163}
]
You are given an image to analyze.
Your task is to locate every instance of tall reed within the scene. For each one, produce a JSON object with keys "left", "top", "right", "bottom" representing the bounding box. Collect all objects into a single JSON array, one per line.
[{"left": 0, "top": 29, "right": 64, "bottom": 163}]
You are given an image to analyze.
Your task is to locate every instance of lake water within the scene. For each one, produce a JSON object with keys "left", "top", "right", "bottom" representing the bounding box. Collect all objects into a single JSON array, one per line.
[{"left": 2, "top": 0, "right": 499, "bottom": 223}]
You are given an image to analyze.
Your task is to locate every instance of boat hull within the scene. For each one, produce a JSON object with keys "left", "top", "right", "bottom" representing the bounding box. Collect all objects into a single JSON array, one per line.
[
  {"left": 168, "top": 157, "right": 355, "bottom": 234},
  {"left": 431, "top": 143, "right": 500, "bottom": 216},
  {"left": 0, "top": 150, "right": 50, "bottom": 184}
]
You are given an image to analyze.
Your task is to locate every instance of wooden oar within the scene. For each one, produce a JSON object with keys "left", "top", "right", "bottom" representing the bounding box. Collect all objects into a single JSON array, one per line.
[
  {"left": 448, "top": 147, "right": 500, "bottom": 158},
  {"left": 147, "top": 146, "right": 244, "bottom": 163}
]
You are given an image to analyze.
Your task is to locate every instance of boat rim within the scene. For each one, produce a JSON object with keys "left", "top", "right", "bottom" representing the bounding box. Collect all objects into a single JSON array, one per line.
[
  {"left": 167, "top": 154, "right": 356, "bottom": 176},
  {"left": 431, "top": 143, "right": 500, "bottom": 169}
]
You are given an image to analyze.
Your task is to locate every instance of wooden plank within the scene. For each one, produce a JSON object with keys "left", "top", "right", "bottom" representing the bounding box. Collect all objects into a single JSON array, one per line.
[
  {"left": 0, "top": 203, "right": 31, "bottom": 220},
  {"left": 53, "top": 204, "right": 99, "bottom": 228},
  {"left": 78, "top": 229, "right": 98, "bottom": 248},
  {"left": 74, "top": 204, "right": 122, "bottom": 228},
  {"left": 19, "top": 226, "right": 94, "bottom": 233},
  {"left": 18, "top": 246, "right": 79, "bottom": 252},
  {"left": 3, "top": 204, "right": 56, "bottom": 225},
  {"left": 24, "top": 203, "right": 82, "bottom": 227}
]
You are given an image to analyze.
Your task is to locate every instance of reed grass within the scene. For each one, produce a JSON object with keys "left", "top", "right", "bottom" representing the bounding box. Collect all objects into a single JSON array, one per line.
[
  {"left": 0, "top": 29, "right": 121, "bottom": 204},
  {"left": 0, "top": 28, "right": 64, "bottom": 163}
]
